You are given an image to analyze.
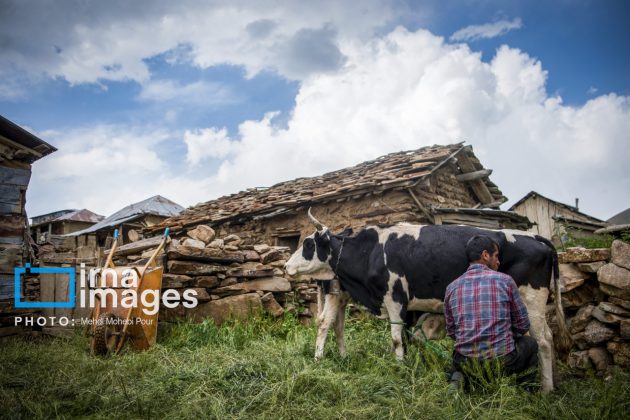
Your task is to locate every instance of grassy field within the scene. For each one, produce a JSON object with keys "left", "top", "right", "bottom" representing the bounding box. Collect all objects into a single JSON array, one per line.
[{"left": 1, "top": 314, "right": 628, "bottom": 419}]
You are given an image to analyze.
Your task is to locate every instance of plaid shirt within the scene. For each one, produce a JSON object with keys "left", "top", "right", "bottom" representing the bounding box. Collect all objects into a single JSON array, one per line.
[{"left": 444, "top": 263, "right": 530, "bottom": 358}]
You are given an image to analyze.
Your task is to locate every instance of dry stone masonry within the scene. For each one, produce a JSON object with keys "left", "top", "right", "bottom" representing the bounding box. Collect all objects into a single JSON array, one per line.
[{"left": 558, "top": 240, "right": 630, "bottom": 374}]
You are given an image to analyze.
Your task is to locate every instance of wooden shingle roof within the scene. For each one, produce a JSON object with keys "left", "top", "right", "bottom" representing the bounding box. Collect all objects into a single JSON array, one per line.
[{"left": 154, "top": 143, "right": 505, "bottom": 231}]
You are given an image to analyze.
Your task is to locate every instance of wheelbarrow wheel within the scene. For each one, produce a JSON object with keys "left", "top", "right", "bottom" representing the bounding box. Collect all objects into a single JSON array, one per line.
[{"left": 92, "top": 312, "right": 122, "bottom": 356}]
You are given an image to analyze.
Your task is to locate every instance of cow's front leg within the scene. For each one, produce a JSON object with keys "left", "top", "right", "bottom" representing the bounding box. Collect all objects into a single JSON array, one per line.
[
  {"left": 334, "top": 293, "right": 349, "bottom": 357},
  {"left": 384, "top": 297, "right": 407, "bottom": 360},
  {"left": 315, "top": 292, "right": 341, "bottom": 360}
]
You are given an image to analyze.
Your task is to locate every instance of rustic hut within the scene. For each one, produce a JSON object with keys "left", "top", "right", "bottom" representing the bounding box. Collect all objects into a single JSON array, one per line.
[
  {"left": 30, "top": 209, "right": 104, "bottom": 243},
  {"left": 0, "top": 114, "right": 56, "bottom": 336},
  {"left": 509, "top": 191, "right": 607, "bottom": 245},
  {"left": 152, "top": 143, "right": 530, "bottom": 248},
  {"left": 595, "top": 207, "right": 630, "bottom": 238},
  {"left": 70, "top": 195, "right": 184, "bottom": 246}
]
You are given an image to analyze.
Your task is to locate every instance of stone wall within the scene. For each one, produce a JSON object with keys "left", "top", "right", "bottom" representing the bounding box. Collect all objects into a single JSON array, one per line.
[
  {"left": 109, "top": 225, "right": 318, "bottom": 327},
  {"left": 557, "top": 240, "right": 630, "bottom": 374}
]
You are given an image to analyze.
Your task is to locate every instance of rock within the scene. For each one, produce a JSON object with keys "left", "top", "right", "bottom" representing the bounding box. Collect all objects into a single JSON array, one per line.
[
  {"left": 261, "top": 248, "right": 285, "bottom": 264},
  {"left": 167, "top": 245, "right": 245, "bottom": 263},
  {"left": 562, "top": 282, "right": 598, "bottom": 308},
  {"left": 559, "top": 247, "right": 610, "bottom": 264},
  {"left": 188, "top": 287, "right": 212, "bottom": 302},
  {"left": 591, "top": 306, "right": 623, "bottom": 324},
  {"left": 254, "top": 244, "right": 271, "bottom": 254},
  {"left": 611, "top": 239, "right": 630, "bottom": 270},
  {"left": 208, "top": 239, "right": 224, "bottom": 249},
  {"left": 606, "top": 341, "right": 630, "bottom": 367},
  {"left": 571, "top": 332, "right": 589, "bottom": 350},
  {"left": 608, "top": 297, "right": 630, "bottom": 310},
  {"left": 214, "top": 277, "right": 291, "bottom": 294},
  {"left": 188, "top": 293, "right": 262, "bottom": 324},
  {"left": 584, "top": 320, "right": 616, "bottom": 345},
  {"left": 598, "top": 302, "right": 630, "bottom": 316},
  {"left": 218, "top": 277, "right": 238, "bottom": 287},
  {"left": 598, "top": 263, "right": 630, "bottom": 299},
  {"left": 576, "top": 261, "right": 606, "bottom": 273},
  {"left": 223, "top": 234, "right": 243, "bottom": 245},
  {"left": 241, "top": 250, "right": 261, "bottom": 262},
  {"left": 284, "top": 303, "right": 296, "bottom": 314},
  {"left": 261, "top": 292, "right": 284, "bottom": 317},
  {"left": 161, "top": 273, "right": 193, "bottom": 289},
  {"left": 569, "top": 304, "right": 595, "bottom": 334},
  {"left": 167, "top": 261, "right": 228, "bottom": 275},
  {"left": 559, "top": 263, "right": 589, "bottom": 292},
  {"left": 224, "top": 245, "right": 240, "bottom": 251},
  {"left": 269, "top": 259, "right": 287, "bottom": 268},
  {"left": 567, "top": 350, "right": 592, "bottom": 370},
  {"left": 226, "top": 262, "right": 275, "bottom": 278},
  {"left": 587, "top": 347, "right": 612, "bottom": 373},
  {"left": 192, "top": 276, "right": 219, "bottom": 288},
  {"left": 620, "top": 319, "right": 630, "bottom": 340},
  {"left": 187, "top": 225, "right": 216, "bottom": 244},
  {"left": 182, "top": 238, "right": 206, "bottom": 249}
]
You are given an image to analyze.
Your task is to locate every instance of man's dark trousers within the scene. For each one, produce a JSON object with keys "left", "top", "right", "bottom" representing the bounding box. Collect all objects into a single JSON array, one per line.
[{"left": 451, "top": 336, "right": 539, "bottom": 388}]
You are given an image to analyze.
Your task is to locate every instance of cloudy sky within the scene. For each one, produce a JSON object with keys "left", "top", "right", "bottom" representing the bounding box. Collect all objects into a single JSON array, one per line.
[{"left": 1, "top": 0, "right": 628, "bottom": 221}]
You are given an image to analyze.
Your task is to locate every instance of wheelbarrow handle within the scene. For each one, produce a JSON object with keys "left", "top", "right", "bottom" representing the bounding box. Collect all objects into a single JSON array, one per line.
[{"left": 164, "top": 228, "right": 170, "bottom": 238}]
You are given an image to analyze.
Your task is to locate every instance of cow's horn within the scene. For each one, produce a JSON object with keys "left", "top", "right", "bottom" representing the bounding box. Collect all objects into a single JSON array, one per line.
[{"left": 307, "top": 207, "right": 324, "bottom": 231}]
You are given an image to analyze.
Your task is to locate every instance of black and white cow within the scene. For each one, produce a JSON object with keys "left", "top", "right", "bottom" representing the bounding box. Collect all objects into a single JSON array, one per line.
[{"left": 285, "top": 210, "right": 572, "bottom": 392}]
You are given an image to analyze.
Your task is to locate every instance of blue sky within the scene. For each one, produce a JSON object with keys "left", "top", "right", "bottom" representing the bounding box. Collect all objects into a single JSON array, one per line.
[{"left": 0, "top": 0, "right": 628, "bottom": 220}]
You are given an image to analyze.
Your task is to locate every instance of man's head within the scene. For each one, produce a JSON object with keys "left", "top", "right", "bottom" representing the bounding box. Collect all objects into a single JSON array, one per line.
[{"left": 465, "top": 235, "right": 500, "bottom": 271}]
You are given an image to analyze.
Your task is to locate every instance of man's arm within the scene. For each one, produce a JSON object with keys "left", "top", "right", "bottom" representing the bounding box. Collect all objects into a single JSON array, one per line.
[{"left": 509, "top": 280, "right": 530, "bottom": 335}]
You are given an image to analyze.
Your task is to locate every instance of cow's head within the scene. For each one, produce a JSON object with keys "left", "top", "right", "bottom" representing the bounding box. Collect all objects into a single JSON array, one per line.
[{"left": 285, "top": 209, "right": 334, "bottom": 278}]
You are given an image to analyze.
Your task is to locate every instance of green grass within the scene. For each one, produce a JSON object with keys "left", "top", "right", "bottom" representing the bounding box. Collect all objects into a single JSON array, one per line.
[{"left": 1, "top": 314, "right": 628, "bottom": 419}]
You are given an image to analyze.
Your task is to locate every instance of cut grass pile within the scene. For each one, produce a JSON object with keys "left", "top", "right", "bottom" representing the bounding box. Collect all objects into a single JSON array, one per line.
[{"left": 1, "top": 314, "right": 628, "bottom": 419}]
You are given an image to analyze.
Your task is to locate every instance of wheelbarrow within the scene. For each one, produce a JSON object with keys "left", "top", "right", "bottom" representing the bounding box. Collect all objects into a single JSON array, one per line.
[{"left": 88, "top": 228, "right": 169, "bottom": 355}]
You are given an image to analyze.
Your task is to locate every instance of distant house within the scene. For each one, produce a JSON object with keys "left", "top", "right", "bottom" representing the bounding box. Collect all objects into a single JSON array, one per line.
[
  {"left": 70, "top": 195, "right": 184, "bottom": 246},
  {"left": 0, "top": 114, "right": 56, "bottom": 321},
  {"left": 509, "top": 191, "right": 607, "bottom": 244},
  {"left": 31, "top": 209, "right": 104, "bottom": 243},
  {"left": 594, "top": 207, "right": 630, "bottom": 237}
]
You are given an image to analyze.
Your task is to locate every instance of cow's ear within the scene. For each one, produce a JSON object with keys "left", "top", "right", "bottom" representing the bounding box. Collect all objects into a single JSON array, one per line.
[{"left": 316, "top": 231, "right": 330, "bottom": 246}]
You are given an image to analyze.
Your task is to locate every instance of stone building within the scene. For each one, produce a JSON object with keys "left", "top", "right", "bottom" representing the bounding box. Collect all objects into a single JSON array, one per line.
[{"left": 152, "top": 143, "right": 530, "bottom": 248}]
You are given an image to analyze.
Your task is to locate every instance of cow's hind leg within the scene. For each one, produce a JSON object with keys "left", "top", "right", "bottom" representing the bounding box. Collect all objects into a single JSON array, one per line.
[
  {"left": 315, "top": 292, "right": 341, "bottom": 360},
  {"left": 519, "top": 285, "right": 554, "bottom": 392},
  {"left": 333, "top": 293, "right": 349, "bottom": 357}
]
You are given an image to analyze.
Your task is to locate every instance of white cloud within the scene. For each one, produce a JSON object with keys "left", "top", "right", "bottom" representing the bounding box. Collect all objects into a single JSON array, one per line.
[
  {"left": 138, "top": 79, "right": 238, "bottom": 106},
  {"left": 183, "top": 27, "right": 630, "bottom": 219},
  {"left": 450, "top": 18, "right": 523, "bottom": 42},
  {"left": 0, "top": 0, "right": 399, "bottom": 86},
  {"left": 25, "top": 26, "right": 630, "bottom": 220},
  {"left": 184, "top": 127, "right": 238, "bottom": 165}
]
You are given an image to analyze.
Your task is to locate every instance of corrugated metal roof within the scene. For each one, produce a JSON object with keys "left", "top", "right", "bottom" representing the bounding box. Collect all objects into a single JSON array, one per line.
[{"left": 68, "top": 195, "right": 184, "bottom": 236}]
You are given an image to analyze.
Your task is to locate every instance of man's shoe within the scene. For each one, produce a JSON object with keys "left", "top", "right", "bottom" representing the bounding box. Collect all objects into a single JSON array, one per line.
[{"left": 447, "top": 371, "right": 463, "bottom": 395}]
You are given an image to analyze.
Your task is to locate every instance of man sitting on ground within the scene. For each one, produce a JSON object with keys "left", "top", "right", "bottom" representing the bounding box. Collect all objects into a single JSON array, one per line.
[{"left": 444, "top": 235, "right": 539, "bottom": 391}]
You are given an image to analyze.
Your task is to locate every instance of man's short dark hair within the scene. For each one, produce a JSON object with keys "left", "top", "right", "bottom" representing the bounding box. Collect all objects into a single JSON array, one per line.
[{"left": 465, "top": 235, "right": 499, "bottom": 263}]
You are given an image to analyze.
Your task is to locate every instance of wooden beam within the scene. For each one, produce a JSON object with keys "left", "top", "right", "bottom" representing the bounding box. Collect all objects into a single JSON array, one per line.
[
  {"left": 455, "top": 169, "right": 492, "bottom": 182},
  {"left": 456, "top": 151, "right": 494, "bottom": 204},
  {"left": 406, "top": 188, "right": 435, "bottom": 224}
]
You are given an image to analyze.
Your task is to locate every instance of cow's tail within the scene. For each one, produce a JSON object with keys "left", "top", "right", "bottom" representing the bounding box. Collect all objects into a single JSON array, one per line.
[{"left": 536, "top": 235, "right": 572, "bottom": 355}]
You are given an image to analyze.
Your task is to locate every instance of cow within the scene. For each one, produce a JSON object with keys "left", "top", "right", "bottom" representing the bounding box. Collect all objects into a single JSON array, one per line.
[{"left": 285, "top": 209, "right": 572, "bottom": 393}]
